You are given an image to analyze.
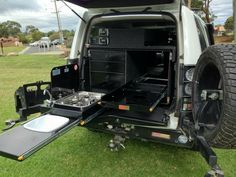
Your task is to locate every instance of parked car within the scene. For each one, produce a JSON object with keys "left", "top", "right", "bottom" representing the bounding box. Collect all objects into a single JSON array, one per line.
[
  {"left": 39, "top": 37, "right": 51, "bottom": 48},
  {"left": 0, "top": 1, "right": 235, "bottom": 176},
  {"left": 51, "top": 39, "right": 60, "bottom": 45},
  {"left": 29, "top": 41, "right": 39, "bottom": 47}
]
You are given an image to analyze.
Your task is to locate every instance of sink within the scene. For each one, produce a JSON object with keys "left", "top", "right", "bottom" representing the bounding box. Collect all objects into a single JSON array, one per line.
[{"left": 23, "top": 115, "right": 70, "bottom": 133}]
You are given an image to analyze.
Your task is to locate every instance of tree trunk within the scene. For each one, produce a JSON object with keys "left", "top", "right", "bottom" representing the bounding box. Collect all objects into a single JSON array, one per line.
[
  {"left": 203, "top": 0, "right": 211, "bottom": 23},
  {"left": 188, "top": 0, "right": 192, "bottom": 8},
  {"left": 205, "top": 12, "right": 211, "bottom": 23}
]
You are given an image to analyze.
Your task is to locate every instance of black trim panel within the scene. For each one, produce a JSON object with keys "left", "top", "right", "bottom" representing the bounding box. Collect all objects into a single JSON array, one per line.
[{"left": 66, "top": 0, "right": 175, "bottom": 8}]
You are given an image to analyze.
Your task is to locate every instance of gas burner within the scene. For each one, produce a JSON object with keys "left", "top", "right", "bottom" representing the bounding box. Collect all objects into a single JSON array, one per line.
[{"left": 55, "top": 91, "right": 104, "bottom": 109}]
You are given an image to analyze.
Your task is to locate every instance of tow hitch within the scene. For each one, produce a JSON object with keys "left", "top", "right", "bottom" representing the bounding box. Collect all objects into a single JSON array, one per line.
[
  {"left": 205, "top": 166, "right": 224, "bottom": 177},
  {"left": 108, "top": 135, "right": 126, "bottom": 151}
]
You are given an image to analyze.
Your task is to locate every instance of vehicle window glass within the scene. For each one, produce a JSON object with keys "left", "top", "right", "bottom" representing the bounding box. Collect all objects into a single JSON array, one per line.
[{"left": 194, "top": 16, "right": 208, "bottom": 51}]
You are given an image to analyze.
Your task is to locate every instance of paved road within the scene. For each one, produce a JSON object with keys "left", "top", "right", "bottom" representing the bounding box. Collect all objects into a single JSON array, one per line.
[{"left": 22, "top": 45, "right": 63, "bottom": 55}]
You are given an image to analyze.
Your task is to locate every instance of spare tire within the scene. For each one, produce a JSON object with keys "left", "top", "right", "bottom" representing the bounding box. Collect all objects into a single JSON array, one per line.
[{"left": 192, "top": 44, "right": 236, "bottom": 148}]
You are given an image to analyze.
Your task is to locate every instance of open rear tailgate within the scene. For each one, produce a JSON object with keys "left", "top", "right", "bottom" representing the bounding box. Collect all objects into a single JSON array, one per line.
[
  {"left": 66, "top": 0, "right": 175, "bottom": 8},
  {"left": 0, "top": 114, "right": 81, "bottom": 161}
]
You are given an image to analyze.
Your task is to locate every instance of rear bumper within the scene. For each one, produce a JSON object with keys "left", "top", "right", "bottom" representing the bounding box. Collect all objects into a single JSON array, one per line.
[{"left": 83, "top": 114, "right": 194, "bottom": 148}]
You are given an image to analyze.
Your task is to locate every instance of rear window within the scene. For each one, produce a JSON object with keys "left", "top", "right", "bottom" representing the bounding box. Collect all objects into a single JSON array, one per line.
[{"left": 194, "top": 16, "right": 209, "bottom": 51}]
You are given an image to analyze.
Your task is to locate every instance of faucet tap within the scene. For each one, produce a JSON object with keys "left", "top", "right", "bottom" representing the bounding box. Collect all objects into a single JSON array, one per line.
[{"left": 43, "top": 89, "right": 53, "bottom": 107}]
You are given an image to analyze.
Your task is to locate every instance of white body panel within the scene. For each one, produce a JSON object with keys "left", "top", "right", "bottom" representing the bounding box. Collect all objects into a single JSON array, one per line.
[{"left": 181, "top": 6, "right": 202, "bottom": 65}]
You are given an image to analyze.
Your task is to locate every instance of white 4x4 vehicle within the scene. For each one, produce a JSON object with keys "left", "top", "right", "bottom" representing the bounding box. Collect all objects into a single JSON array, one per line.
[{"left": 0, "top": 1, "right": 235, "bottom": 176}]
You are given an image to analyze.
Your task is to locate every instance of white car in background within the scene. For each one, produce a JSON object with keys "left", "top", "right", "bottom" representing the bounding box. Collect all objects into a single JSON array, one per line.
[
  {"left": 39, "top": 37, "right": 51, "bottom": 48},
  {"left": 51, "top": 39, "right": 61, "bottom": 45},
  {"left": 29, "top": 41, "right": 39, "bottom": 47}
]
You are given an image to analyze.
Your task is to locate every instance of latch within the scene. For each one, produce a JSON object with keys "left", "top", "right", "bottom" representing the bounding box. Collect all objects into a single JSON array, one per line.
[{"left": 201, "top": 90, "right": 223, "bottom": 101}]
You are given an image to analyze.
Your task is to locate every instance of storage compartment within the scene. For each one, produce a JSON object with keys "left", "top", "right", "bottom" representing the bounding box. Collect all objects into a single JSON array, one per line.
[
  {"left": 126, "top": 50, "right": 172, "bottom": 81},
  {"left": 84, "top": 15, "right": 177, "bottom": 122},
  {"left": 89, "top": 49, "right": 175, "bottom": 94}
]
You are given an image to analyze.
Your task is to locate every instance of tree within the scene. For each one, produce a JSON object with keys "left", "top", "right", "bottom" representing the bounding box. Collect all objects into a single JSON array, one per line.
[
  {"left": 191, "top": 0, "right": 203, "bottom": 9},
  {"left": 202, "top": 0, "right": 213, "bottom": 23},
  {"left": 1, "top": 20, "right": 22, "bottom": 37},
  {"left": 186, "top": 0, "right": 213, "bottom": 23},
  {"left": 47, "top": 30, "right": 56, "bottom": 37},
  {"left": 187, "top": 0, "right": 192, "bottom": 8},
  {"left": 0, "top": 23, "right": 9, "bottom": 37},
  {"left": 62, "top": 29, "right": 74, "bottom": 38},
  {"left": 225, "top": 16, "right": 234, "bottom": 31},
  {"left": 31, "top": 30, "right": 44, "bottom": 41},
  {"left": 49, "top": 32, "right": 60, "bottom": 41},
  {"left": 18, "top": 33, "right": 30, "bottom": 44},
  {"left": 185, "top": 0, "right": 202, "bottom": 9},
  {"left": 25, "top": 25, "right": 38, "bottom": 34}
]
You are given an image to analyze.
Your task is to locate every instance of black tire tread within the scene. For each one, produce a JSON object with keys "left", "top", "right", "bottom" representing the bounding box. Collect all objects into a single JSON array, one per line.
[{"left": 195, "top": 44, "right": 236, "bottom": 148}]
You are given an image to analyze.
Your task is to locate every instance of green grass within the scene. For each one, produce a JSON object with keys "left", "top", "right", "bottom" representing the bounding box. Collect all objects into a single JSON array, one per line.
[
  {"left": 0, "top": 55, "right": 235, "bottom": 177},
  {"left": 1, "top": 46, "right": 25, "bottom": 55}
]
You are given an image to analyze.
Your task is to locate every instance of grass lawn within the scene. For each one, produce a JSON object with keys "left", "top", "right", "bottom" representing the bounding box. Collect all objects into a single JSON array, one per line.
[
  {"left": 1, "top": 46, "right": 25, "bottom": 55},
  {"left": 0, "top": 55, "right": 235, "bottom": 177}
]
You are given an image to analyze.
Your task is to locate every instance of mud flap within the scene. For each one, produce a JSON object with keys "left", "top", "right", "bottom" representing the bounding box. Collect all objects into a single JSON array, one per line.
[{"left": 0, "top": 114, "right": 82, "bottom": 161}]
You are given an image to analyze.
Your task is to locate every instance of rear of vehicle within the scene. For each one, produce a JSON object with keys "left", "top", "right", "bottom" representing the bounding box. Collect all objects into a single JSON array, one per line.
[
  {"left": 0, "top": 1, "right": 235, "bottom": 176},
  {"left": 68, "top": 0, "right": 190, "bottom": 147},
  {"left": 0, "top": 0, "right": 189, "bottom": 159}
]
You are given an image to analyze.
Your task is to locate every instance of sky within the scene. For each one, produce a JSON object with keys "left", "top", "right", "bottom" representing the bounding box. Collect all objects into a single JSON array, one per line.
[
  {"left": 211, "top": 0, "right": 233, "bottom": 25},
  {"left": 0, "top": 0, "right": 86, "bottom": 32},
  {"left": 0, "top": 0, "right": 234, "bottom": 32}
]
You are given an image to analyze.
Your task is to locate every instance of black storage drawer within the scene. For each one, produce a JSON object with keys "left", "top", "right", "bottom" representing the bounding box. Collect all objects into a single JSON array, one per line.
[
  {"left": 90, "top": 50, "right": 125, "bottom": 62},
  {"left": 89, "top": 49, "right": 126, "bottom": 92},
  {"left": 90, "top": 61, "right": 125, "bottom": 74},
  {"left": 91, "top": 72, "right": 125, "bottom": 92},
  {"left": 109, "top": 51, "right": 125, "bottom": 61}
]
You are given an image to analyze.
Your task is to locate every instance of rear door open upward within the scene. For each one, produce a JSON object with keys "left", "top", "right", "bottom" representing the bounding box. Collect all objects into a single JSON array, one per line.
[
  {"left": 65, "top": 0, "right": 180, "bottom": 14},
  {"left": 65, "top": 0, "right": 175, "bottom": 8}
]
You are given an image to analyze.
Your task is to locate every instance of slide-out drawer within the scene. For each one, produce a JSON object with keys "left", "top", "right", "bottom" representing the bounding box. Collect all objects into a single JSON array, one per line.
[{"left": 0, "top": 114, "right": 81, "bottom": 161}]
